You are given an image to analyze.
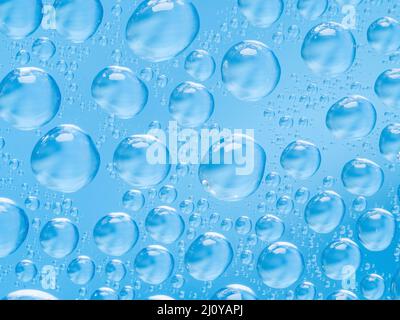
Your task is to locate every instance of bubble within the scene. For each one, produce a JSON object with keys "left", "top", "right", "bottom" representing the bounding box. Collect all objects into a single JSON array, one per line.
[
  {"left": 357, "top": 208, "right": 395, "bottom": 251},
  {"left": 54, "top": 0, "right": 103, "bottom": 43},
  {"left": 327, "top": 290, "right": 358, "bottom": 300},
  {"left": 297, "top": 0, "right": 328, "bottom": 20},
  {"left": 0, "top": 198, "right": 29, "bottom": 258},
  {"left": 305, "top": 190, "right": 345, "bottom": 234},
  {"left": 122, "top": 189, "right": 145, "bottom": 212},
  {"left": 91, "top": 66, "right": 148, "bottom": 119},
  {"left": 148, "top": 295, "right": 175, "bottom": 300},
  {"left": 32, "top": 38, "right": 56, "bottom": 62},
  {"left": 119, "top": 285, "right": 135, "bottom": 300},
  {"left": 326, "top": 95, "right": 377, "bottom": 140},
  {"left": 379, "top": 123, "right": 400, "bottom": 162},
  {"left": 4, "top": 290, "right": 57, "bottom": 300},
  {"left": 280, "top": 140, "right": 321, "bottom": 180},
  {"left": 238, "top": 0, "right": 283, "bottom": 28},
  {"left": 375, "top": 69, "right": 400, "bottom": 108},
  {"left": 0, "top": 0, "right": 43, "bottom": 39},
  {"left": 367, "top": 17, "right": 400, "bottom": 55},
  {"left": 93, "top": 212, "right": 139, "bottom": 256},
  {"left": 91, "top": 287, "right": 118, "bottom": 300},
  {"left": 126, "top": 0, "right": 200, "bottom": 62},
  {"left": 185, "top": 50, "right": 216, "bottom": 82},
  {"left": 221, "top": 40, "right": 280, "bottom": 101},
  {"left": 235, "top": 216, "right": 252, "bottom": 235},
  {"left": 295, "top": 187, "right": 310, "bottom": 204},
  {"left": 321, "top": 238, "right": 361, "bottom": 280},
  {"left": 341, "top": 158, "right": 384, "bottom": 197},
  {"left": 352, "top": 196, "right": 367, "bottom": 212},
  {"left": 169, "top": 82, "right": 214, "bottom": 128},
  {"left": 257, "top": 242, "right": 304, "bottom": 289},
  {"left": 301, "top": 22, "right": 356, "bottom": 76},
  {"left": 145, "top": 206, "right": 184, "bottom": 244},
  {"left": 265, "top": 172, "right": 281, "bottom": 188},
  {"left": 40, "top": 218, "right": 79, "bottom": 259},
  {"left": 24, "top": 196, "right": 40, "bottom": 211},
  {"left": 294, "top": 281, "right": 316, "bottom": 300},
  {"left": 114, "top": 134, "right": 171, "bottom": 188},
  {"left": 158, "top": 185, "right": 177, "bottom": 203},
  {"left": 31, "top": 124, "right": 100, "bottom": 193},
  {"left": 0, "top": 67, "right": 61, "bottom": 131},
  {"left": 185, "top": 232, "right": 233, "bottom": 281},
  {"left": 67, "top": 256, "right": 96, "bottom": 285},
  {"left": 15, "top": 260, "right": 37, "bottom": 282},
  {"left": 212, "top": 284, "right": 257, "bottom": 300},
  {"left": 105, "top": 259, "right": 126, "bottom": 282},
  {"left": 255, "top": 214, "right": 284, "bottom": 243},
  {"left": 361, "top": 274, "right": 385, "bottom": 300},
  {"left": 199, "top": 134, "right": 266, "bottom": 201},
  {"left": 134, "top": 245, "right": 174, "bottom": 285}
]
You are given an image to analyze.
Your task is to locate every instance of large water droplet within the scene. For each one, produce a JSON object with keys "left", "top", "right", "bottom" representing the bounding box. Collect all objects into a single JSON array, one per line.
[
  {"left": 114, "top": 134, "right": 171, "bottom": 188},
  {"left": 375, "top": 69, "right": 400, "bottom": 108},
  {"left": 15, "top": 260, "right": 37, "bottom": 283},
  {"left": 198, "top": 134, "right": 266, "bottom": 201},
  {"left": 0, "top": 198, "right": 29, "bottom": 258},
  {"left": 54, "top": 0, "right": 103, "bottom": 43},
  {"left": 212, "top": 284, "right": 257, "bottom": 300},
  {"left": 31, "top": 124, "right": 100, "bottom": 193},
  {"left": 0, "top": 0, "right": 43, "bottom": 39},
  {"left": 305, "top": 190, "right": 345, "bottom": 234},
  {"left": 0, "top": 67, "right": 61, "bottom": 131},
  {"left": 280, "top": 140, "right": 321, "bottom": 180},
  {"left": 238, "top": 0, "right": 283, "bottom": 28},
  {"left": 357, "top": 208, "right": 395, "bottom": 251},
  {"left": 321, "top": 238, "right": 361, "bottom": 280},
  {"left": 93, "top": 212, "right": 139, "bottom": 256},
  {"left": 379, "top": 123, "right": 400, "bottom": 162},
  {"left": 361, "top": 274, "right": 385, "bottom": 300},
  {"left": 341, "top": 158, "right": 384, "bottom": 197},
  {"left": 4, "top": 290, "right": 57, "bottom": 300},
  {"left": 367, "top": 16, "right": 400, "bottom": 55},
  {"left": 185, "top": 232, "right": 233, "bottom": 281},
  {"left": 221, "top": 40, "right": 280, "bottom": 101},
  {"left": 255, "top": 214, "right": 285, "bottom": 243},
  {"left": 185, "top": 50, "right": 216, "bottom": 82},
  {"left": 67, "top": 256, "right": 96, "bottom": 285},
  {"left": 297, "top": 0, "right": 328, "bottom": 20},
  {"left": 134, "top": 245, "right": 174, "bottom": 285},
  {"left": 301, "top": 22, "right": 356, "bottom": 76},
  {"left": 326, "top": 95, "right": 376, "bottom": 139},
  {"left": 91, "top": 66, "right": 148, "bottom": 119},
  {"left": 126, "top": 0, "right": 200, "bottom": 62},
  {"left": 40, "top": 218, "right": 79, "bottom": 259}
]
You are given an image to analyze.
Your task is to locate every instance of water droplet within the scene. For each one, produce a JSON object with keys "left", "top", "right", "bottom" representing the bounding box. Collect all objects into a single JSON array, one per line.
[
  {"left": 367, "top": 17, "right": 400, "bottom": 55},
  {"left": 32, "top": 37, "right": 56, "bottom": 62},
  {"left": 15, "top": 260, "right": 37, "bottom": 282},
  {"left": 379, "top": 123, "right": 400, "bottom": 162},
  {"left": 67, "top": 256, "right": 95, "bottom": 285},
  {"left": 375, "top": 69, "right": 400, "bottom": 108},
  {"left": 105, "top": 259, "right": 126, "bottom": 282},
  {"left": 361, "top": 274, "right": 385, "bottom": 300},
  {"left": 91, "top": 287, "right": 118, "bottom": 300},
  {"left": 238, "top": 0, "right": 283, "bottom": 28},
  {"left": 122, "top": 189, "right": 145, "bottom": 212},
  {"left": 4, "top": 289, "right": 57, "bottom": 300},
  {"left": 327, "top": 290, "right": 358, "bottom": 300},
  {"left": 297, "top": 0, "right": 327, "bottom": 20},
  {"left": 294, "top": 281, "right": 316, "bottom": 300},
  {"left": 255, "top": 214, "right": 285, "bottom": 243},
  {"left": 185, "top": 50, "right": 216, "bottom": 82},
  {"left": 212, "top": 284, "right": 257, "bottom": 300}
]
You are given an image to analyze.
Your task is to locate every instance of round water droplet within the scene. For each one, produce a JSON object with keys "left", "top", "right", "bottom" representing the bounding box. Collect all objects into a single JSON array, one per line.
[
  {"left": 91, "top": 66, "right": 148, "bottom": 119},
  {"left": 221, "top": 40, "right": 281, "bottom": 101},
  {"left": 91, "top": 287, "right": 118, "bottom": 300},
  {"left": 114, "top": 134, "right": 171, "bottom": 188},
  {"left": 357, "top": 208, "right": 395, "bottom": 251},
  {"left": 379, "top": 123, "right": 400, "bottom": 162},
  {"left": 305, "top": 190, "right": 345, "bottom": 234},
  {"left": 40, "top": 218, "right": 79, "bottom": 259},
  {"left": 0, "top": 0, "right": 43, "bottom": 39},
  {"left": 15, "top": 260, "right": 37, "bottom": 283},
  {"left": 199, "top": 134, "right": 266, "bottom": 201},
  {"left": 67, "top": 256, "right": 96, "bottom": 285},
  {"left": 31, "top": 124, "right": 100, "bottom": 193},
  {"left": 185, "top": 232, "right": 233, "bottom": 281},
  {"left": 126, "top": 0, "right": 200, "bottom": 62},
  {"left": 367, "top": 16, "right": 400, "bottom": 55},
  {"left": 257, "top": 242, "right": 304, "bottom": 289},
  {"left": 0, "top": 67, "right": 61, "bottom": 131},
  {"left": 4, "top": 290, "right": 57, "bottom": 300},
  {"left": 212, "top": 284, "right": 257, "bottom": 300},
  {"left": 280, "top": 140, "right": 321, "bottom": 180},
  {"left": 294, "top": 281, "right": 316, "bottom": 300},
  {"left": 301, "top": 22, "right": 356, "bottom": 76},
  {"left": 321, "top": 238, "right": 361, "bottom": 280},
  {"left": 93, "top": 212, "right": 139, "bottom": 257},
  {"left": 135, "top": 245, "right": 174, "bottom": 285},
  {"left": 341, "top": 158, "right": 384, "bottom": 197},
  {"left": 32, "top": 38, "right": 56, "bottom": 62},
  {"left": 122, "top": 189, "right": 145, "bottom": 211},
  {"left": 0, "top": 198, "right": 29, "bottom": 258},
  {"left": 145, "top": 206, "right": 184, "bottom": 244},
  {"left": 185, "top": 50, "right": 216, "bottom": 82},
  {"left": 297, "top": 0, "right": 327, "bottom": 20},
  {"left": 105, "top": 259, "right": 126, "bottom": 282},
  {"left": 54, "top": 0, "right": 103, "bottom": 43},
  {"left": 238, "top": 0, "right": 283, "bottom": 28},
  {"left": 327, "top": 290, "right": 358, "bottom": 300},
  {"left": 169, "top": 81, "right": 214, "bottom": 128},
  {"left": 361, "top": 274, "right": 385, "bottom": 300},
  {"left": 375, "top": 69, "right": 400, "bottom": 108},
  {"left": 326, "top": 95, "right": 377, "bottom": 139},
  {"left": 255, "top": 214, "right": 284, "bottom": 243},
  {"left": 119, "top": 285, "right": 135, "bottom": 300}
]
